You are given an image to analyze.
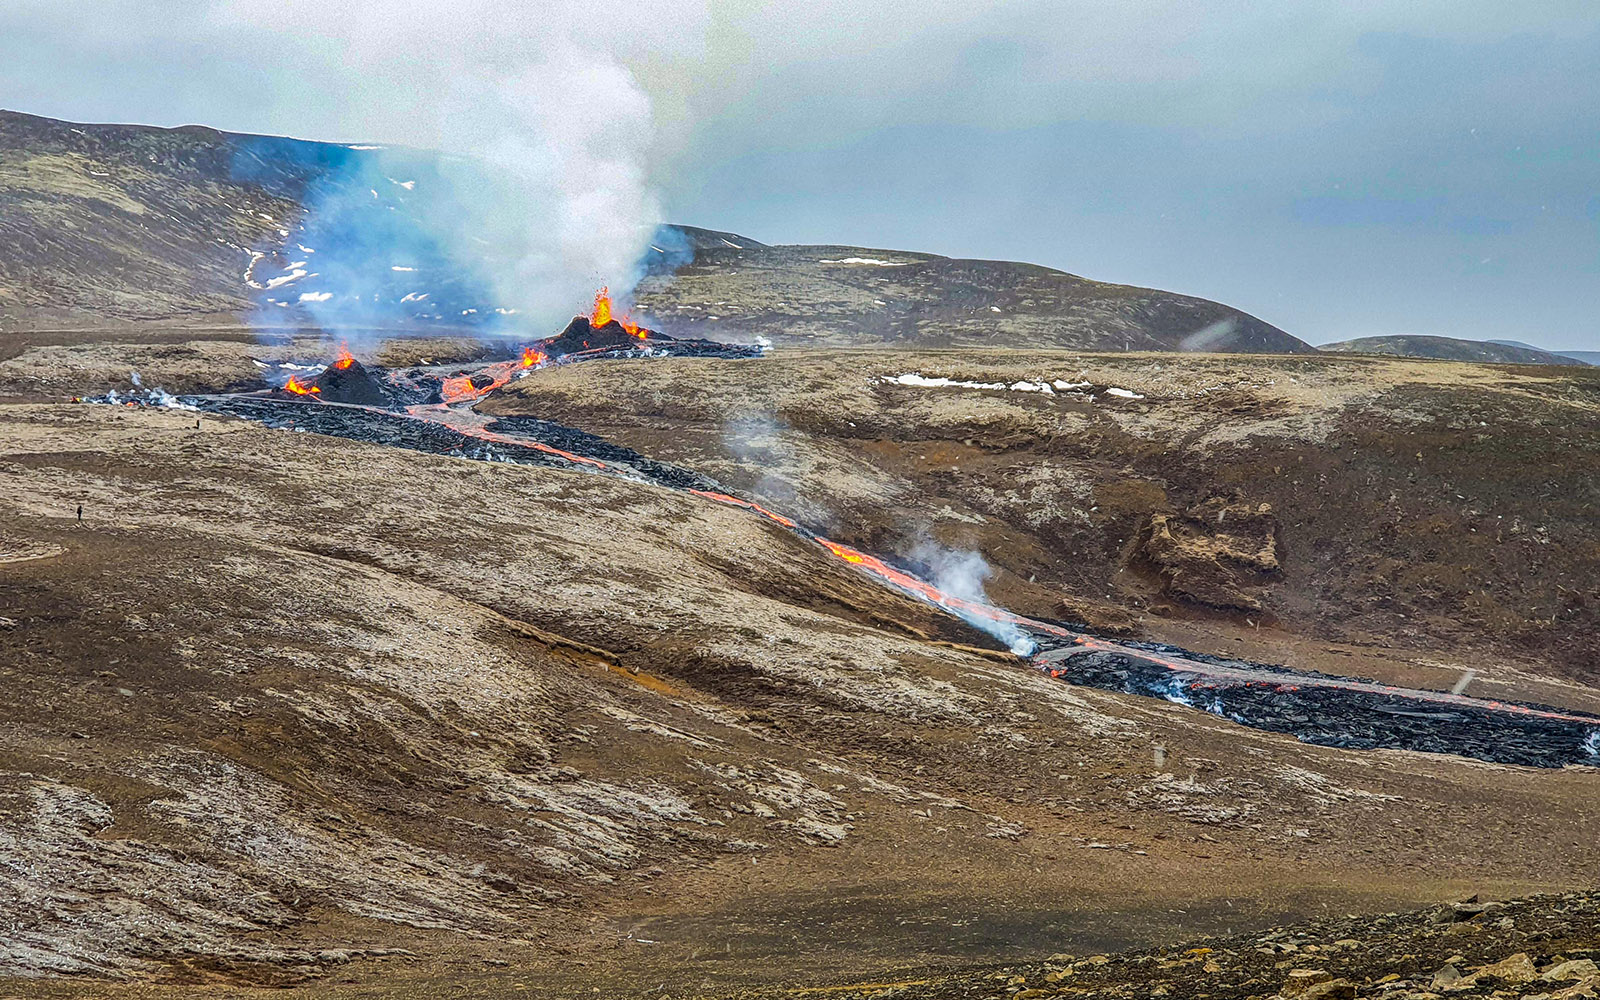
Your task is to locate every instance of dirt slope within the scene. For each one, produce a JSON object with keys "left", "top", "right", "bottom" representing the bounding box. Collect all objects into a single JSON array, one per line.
[
  {"left": 1, "top": 332, "right": 1597, "bottom": 998},
  {"left": 486, "top": 349, "right": 1600, "bottom": 690}
]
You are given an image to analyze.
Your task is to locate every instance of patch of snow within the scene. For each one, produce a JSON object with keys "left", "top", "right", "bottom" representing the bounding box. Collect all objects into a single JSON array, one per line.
[
  {"left": 347, "top": 144, "right": 384, "bottom": 150},
  {"left": 494, "top": 307, "right": 519, "bottom": 315},
  {"left": 277, "top": 228, "right": 289, "bottom": 237},
  {"left": 391, "top": 265, "right": 416, "bottom": 272},
  {"left": 400, "top": 292, "right": 429, "bottom": 303},
  {"left": 242, "top": 250, "right": 268, "bottom": 289},
  {"left": 1103, "top": 387, "right": 1144, "bottom": 399},
  {"left": 819, "top": 257, "right": 906, "bottom": 266},
  {"left": 1053, "top": 380, "right": 1092, "bottom": 391},
  {"left": 990, "top": 306, "right": 1002, "bottom": 313},
  {"left": 298, "top": 291, "right": 333, "bottom": 303},
  {"left": 649, "top": 245, "right": 665, "bottom": 253},
  {"left": 1010, "top": 381, "right": 1053, "bottom": 393},
  {"left": 296, "top": 244, "right": 316, "bottom": 254},
  {"left": 882, "top": 374, "right": 1009, "bottom": 391},
  {"left": 461, "top": 308, "right": 478, "bottom": 315},
  {"left": 719, "top": 238, "right": 742, "bottom": 249},
  {"left": 389, "top": 178, "right": 416, "bottom": 190},
  {"left": 257, "top": 213, "right": 275, "bottom": 221},
  {"left": 264, "top": 269, "right": 310, "bottom": 290},
  {"left": 370, "top": 189, "right": 380, "bottom": 199}
]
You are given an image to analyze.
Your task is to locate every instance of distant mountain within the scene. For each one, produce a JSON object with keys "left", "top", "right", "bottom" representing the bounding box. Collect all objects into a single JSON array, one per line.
[
  {"left": 0, "top": 109, "right": 1310, "bottom": 353},
  {"left": 636, "top": 227, "right": 1312, "bottom": 353},
  {"left": 1487, "top": 340, "right": 1599, "bottom": 366},
  {"left": 1320, "top": 334, "right": 1588, "bottom": 366}
]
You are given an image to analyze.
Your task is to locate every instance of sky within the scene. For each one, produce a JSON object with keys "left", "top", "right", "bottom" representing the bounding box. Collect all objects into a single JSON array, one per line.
[{"left": 2, "top": 0, "right": 1597, "bottom": 350}]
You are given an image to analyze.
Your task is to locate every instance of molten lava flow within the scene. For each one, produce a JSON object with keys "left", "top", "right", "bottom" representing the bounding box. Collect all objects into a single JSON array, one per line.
[
  {"left": 441, "top": 367, "right": 511, "bottom": 405},
  {"left": 589, "top": 287, "right": 647, "bottom": 340},
  {"left": 689, "top": 490, "right": 798, "bottom": 528},
  {"left": 283, "top": 376, "right": 321, "bottom": 397},
  {"left": 814, "top": 538, "right": 1075, "bottom": 639},
  {"left": 333, "top": 343, "right": 356, "bottom": 370},
  {"left": 441, "top": 348, "right": 546, "bottom": 404}
]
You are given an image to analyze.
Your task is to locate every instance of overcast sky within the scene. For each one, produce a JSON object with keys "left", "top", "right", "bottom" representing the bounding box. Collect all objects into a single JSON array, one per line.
[{"left": 3, "top": 1, "right": 1597, "bottom": 349}]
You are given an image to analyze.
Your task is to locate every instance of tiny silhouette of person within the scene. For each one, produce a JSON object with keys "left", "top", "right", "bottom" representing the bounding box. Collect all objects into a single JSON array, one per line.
[{"left": 76, "top": 504, "right": 83, "bottom": 522}]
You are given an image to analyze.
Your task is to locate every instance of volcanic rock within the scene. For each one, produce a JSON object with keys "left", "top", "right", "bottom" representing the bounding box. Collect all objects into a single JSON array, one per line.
[
  {"left": 1281, "top": 968, "right": 1334, "bottom": 995},
  {"left": 540, "top": 316, "right": 663, "bottom": 357},
  {"left": 1291, "top": 979, "right": 1356, "bottom": 1000},
  {"left": 307, "top": 358, "right": 389, "bottom": 406},
  {"left": 1546, "top": 959, "right": 1600, "bottom": 981}
]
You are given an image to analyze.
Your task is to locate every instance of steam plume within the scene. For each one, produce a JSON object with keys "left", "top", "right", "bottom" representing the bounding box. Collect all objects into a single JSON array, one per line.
[
  {"left": 210, "top": 0, "right": 690, "bottom": 338},
  {"left": 909, "top": 538, "right": 1035, "bottom": 655}
]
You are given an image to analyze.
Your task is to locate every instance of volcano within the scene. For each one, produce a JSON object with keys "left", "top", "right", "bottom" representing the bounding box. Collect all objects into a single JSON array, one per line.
[
  {"left": 541, "top": 314, "right": 664, "bottom": 356},
  {"left": 311, "top": 356, "right": 389, "bottom": 405},
  {"left": 273, "top": 356, "right": 389, "bottom": 406}
]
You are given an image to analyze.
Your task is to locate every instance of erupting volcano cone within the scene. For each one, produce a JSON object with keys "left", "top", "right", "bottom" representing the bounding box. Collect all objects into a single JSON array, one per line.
[
  {"left": 540, "top": 315, "right": 666, "bottom": 357},
  {"left": 307, "top": 357, "right": 389, "bottom": 405}
]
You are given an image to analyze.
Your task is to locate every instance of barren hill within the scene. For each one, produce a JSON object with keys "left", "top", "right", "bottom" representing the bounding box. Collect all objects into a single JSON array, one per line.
[
  {"left": 0, "top": 110, "right": 1308, "bottom": 354},
  {"left": 1320, "top": 334, "right": 1588, "bottom": 366},
  {"left": 636, "top": 226, "right": 1311, "bottom": 353}
]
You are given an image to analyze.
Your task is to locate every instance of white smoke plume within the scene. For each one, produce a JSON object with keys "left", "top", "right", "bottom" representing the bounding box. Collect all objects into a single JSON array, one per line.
[
  {"left": 206, "top": 0, "right": 707, "bottom": 332},
  {"left": 908, "top": 538, "right": 1035, "bottom": 656},
  {"left": 722, "top": 409, "right": 801, "bottom": 505}
]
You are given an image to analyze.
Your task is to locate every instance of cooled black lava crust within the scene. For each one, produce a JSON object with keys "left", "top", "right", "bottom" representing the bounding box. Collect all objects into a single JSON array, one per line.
[{"left": 1054, "top": 648, "right": 1600, "bottom": 769}]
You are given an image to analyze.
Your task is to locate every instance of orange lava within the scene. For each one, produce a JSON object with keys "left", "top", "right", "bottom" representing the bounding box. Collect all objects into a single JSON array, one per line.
[
  {"left": 283, "top": 376, "right": 321, "bottom": 397},
  {"left": 440, "top": 347, "right": 545, "bottom": 404},
  {"left": 814, "top": 537, "right": 1074, "bottom": 638},
  {"left": 441, "top": 364, "right": 515, "bottom": 404},
  {"left": 332, "top": 343, "right": 356, "bottom": 370},
  {"left": 688, "top": 490, "right": 798, "bottom": 528},
  {"left": 589, "top": 287, "right": 648, "bottom": 340},
  {"left": 590, "top": 287, "right": 615, "bottom": 327}
]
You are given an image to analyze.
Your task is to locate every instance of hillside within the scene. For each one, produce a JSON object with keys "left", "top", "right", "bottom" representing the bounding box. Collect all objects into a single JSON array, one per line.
[
  {"left": 635, "top": 229, "right": 1310, "bottom": 353},
  {"left": 1321, "top": 334, "right": 1587, "bottom": 366},
  {"left": 0, "top": 110, "right": 1308, "bottom": 353},
  {"left": 3, "top": 332, "right": 1600, "bottom": 995}
]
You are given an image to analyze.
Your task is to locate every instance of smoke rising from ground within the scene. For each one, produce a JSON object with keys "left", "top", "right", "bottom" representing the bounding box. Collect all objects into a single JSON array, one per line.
[
  {"left": 722, "top": 410, "right": 803, "bottom": 509},
  {"left": 908, "top": 539, "right": 1035, "bottom": 655},
  {"left": 207, "top": 0, "right": 707, "bottom": 335}
]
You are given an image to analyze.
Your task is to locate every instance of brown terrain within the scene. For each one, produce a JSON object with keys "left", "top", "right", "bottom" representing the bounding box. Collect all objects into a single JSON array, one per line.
[
  {"left": 1, "top": 112, "right": 1598, "bottom": 1000},
  {"left": 3, "top": 329, "right": 1599, "bottom": 1000}
]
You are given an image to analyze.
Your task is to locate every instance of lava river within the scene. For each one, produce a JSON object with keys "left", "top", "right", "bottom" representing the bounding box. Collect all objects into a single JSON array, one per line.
[{"left": 93, "top": 336, "right": 1600, "bottom": 771}]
